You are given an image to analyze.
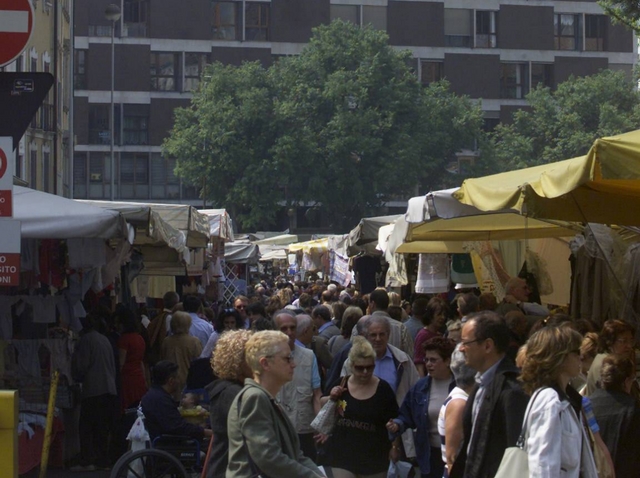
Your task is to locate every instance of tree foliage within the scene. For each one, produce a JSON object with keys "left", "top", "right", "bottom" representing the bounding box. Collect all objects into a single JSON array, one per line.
[
  {"left": 489, "top": 70, "right": 640, "bottom": 171},
  {"left": 163, "top": 21, "right": 483, "bottom": 230},
  {"left": 598, "top": 0, "right": 640, "bottom": 33}
]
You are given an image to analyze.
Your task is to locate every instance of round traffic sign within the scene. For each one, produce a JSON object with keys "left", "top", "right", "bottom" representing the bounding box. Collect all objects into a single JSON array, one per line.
[
  {"left": 0, "top": 0, "right": 34, "bottom": 67},
  {"left": 0, "top": 147, "right": 6, "bottom": 179}
]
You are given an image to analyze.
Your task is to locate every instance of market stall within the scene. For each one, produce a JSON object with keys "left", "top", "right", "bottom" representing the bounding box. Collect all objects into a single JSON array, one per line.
[{"left": 2, "top": 187, "right": 131, "bottom": 473}]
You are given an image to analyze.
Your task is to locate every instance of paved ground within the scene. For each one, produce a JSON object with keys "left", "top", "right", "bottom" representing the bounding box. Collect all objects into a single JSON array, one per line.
[{"left": 23, "top": 469, "right": 110, "bottom": 478}]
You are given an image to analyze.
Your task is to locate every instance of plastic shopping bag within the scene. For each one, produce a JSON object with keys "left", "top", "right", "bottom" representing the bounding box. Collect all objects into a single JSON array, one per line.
[{"left": 387, "top": 460, "right": 412, "bottom": 478}]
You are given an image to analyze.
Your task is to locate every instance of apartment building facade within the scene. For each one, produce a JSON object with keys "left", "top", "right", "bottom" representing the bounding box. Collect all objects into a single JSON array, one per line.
[
  {"left": 72, "top": 0, "right": 636, "bottom": 204},
  {"left": 2, "top": 0, "right": 72, "bottom": 196}
]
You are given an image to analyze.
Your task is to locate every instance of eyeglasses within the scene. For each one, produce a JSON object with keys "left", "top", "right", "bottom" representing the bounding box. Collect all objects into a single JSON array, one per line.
[
  {"left": 460, "top": 338, "right": 484, "bottom": 347},
  {"left": 267, "top": 353, "right": 295, "bottom": 364},
  {"left": 353, "top": 364, "right": 374, "bottom": 373},
  {"left": 235, "top": 305, "right": 246, "bottom": 310},
  {"left": 424, "top": 357, "right": 442, "bottom": 364}
]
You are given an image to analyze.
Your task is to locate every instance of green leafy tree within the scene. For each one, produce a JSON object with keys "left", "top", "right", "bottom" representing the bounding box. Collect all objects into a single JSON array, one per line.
[
  {"left": 163, "top": 21, "right": 483, "bottom": 230},
  {"left": 489, "top": 69, "right": 640, "bottom": 171},
  {"left": 598, "top": 1, "right": 640, "bottom": 33}
]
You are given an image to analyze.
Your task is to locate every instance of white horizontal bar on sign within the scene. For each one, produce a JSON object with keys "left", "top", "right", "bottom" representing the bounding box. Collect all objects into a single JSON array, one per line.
[{"left": 0, "top": 11, "right": 29, "bottom": 34}]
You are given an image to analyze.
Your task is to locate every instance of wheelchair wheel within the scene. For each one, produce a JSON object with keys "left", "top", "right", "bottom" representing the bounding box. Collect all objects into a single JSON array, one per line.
[{"left": 110, "top": 448, "right": 188, "bottom": 478}]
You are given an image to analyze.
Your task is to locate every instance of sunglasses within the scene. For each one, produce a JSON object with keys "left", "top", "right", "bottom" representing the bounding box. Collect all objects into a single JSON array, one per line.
[
  {"left": 235, "top": 305, "right": 246, "bottom": 310},
  {"left": 353, "top": 364, "right": 374, "bottom": 373}
]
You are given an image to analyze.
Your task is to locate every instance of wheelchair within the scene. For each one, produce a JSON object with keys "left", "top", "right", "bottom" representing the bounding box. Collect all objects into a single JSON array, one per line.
[{"left": 110, "top": 401, "right": 211, "bottom": 478}]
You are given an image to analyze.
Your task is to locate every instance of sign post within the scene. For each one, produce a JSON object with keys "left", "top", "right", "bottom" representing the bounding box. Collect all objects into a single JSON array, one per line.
[{"left": 0, "top": 0, "right": 34, "bottom": 67}]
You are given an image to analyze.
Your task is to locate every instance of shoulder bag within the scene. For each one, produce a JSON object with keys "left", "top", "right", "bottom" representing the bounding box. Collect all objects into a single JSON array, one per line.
[
  {"left": 310, "top": 375, "right": 348, "bottom": 435},
  {"left": 493, "top": 388, "right": 544, "bottom": 478}
]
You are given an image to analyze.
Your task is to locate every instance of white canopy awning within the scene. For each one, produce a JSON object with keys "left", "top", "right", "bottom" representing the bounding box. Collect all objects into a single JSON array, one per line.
[
  {"left": 16, "top": 186, "right": 128, "bottom": 239},
  {"left": 79, "top": 200, "right": 210, "bottom": 248},
  {"left": 200, "top": 208, "right": 234, "bottom": 241}
]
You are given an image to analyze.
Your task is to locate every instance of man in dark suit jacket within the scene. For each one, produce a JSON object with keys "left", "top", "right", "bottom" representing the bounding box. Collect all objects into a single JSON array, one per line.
[{"left": 450, "top": 311, "right": 529, "bottom": 478}]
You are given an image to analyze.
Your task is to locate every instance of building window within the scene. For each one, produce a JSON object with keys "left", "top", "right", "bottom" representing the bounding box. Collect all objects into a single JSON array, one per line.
[
  {"left": 184, "top": 53, "right": 208, "bottom": 91},
  {"left": 150, "top": 52, "right": 179, "bottom": 91},
  {"left": 531, "top": 63, "right": 553, "bottom": 89},
  {"left": 476, "top": 11, "right": 497, "bottom": 48},
  {"left": 120, "top": 153, "right": 148, "bottom": 185},
  {"left": 445, "top": 9, "right": 472, "bottom": 47},
  {"left": 43, "top": 151, "right": 50, "bottom": 193},
  {"left": 88, "top": 25, "right": 112, "bottom": 37},
  {"left": 74, "top": 154, "right": 87, "bottom": 198},
  {"left": 123, "top": 0, "right": 149, "bottom": 37},
  {"left": 555, "top": 14, "right": 580, "bottom": 50},
  {"left": 151, "top": 154, "right": 180, "bottom": 199},
  {"left": 245, "top": 2, "right": 269, "bottom": 41},
  {"left": 89, "top": 104, "right": 110, "bottom": 144},
  {"left": 500, "top": 63, "right": 528, "bottom": 99},
  {"left": 122, "top": 104, "right": 149, "bottom": 145},
  {"left": 30, "top": 149, "right": 37, "bottom": 189},
  {"left": 74, "top": 50, "right": 86, "bottom": 89},
  {"left": 330, "top": 5, "right": 387, "bottom": 30},
  {"left": 483, "top": 116, "right": 500, "bottom": 133},
  {"left": 89, "top": 154, "right": 106, "bottom": 183},
  {"left": 363, "top": 6, "right": 387, "bottom": 30},
  {"left": 212, "top": 1, "right": 239, "bottom": 40},
  {"left": 585, "top": 15, "right": 606, "bottom": 51},
  {"left": 420, "top": 60, "right": 443, "bottom": 86},
  {"left": 331, "top": 5, "right": 359, "bottom": 24}
]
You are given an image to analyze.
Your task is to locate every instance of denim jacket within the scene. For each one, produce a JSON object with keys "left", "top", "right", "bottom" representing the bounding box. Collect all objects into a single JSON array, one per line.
[{"left": 390, "top": 376, "right": 454, "bottom": 474}]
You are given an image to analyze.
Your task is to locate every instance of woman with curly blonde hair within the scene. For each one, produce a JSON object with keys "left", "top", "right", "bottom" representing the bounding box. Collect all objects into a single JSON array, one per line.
[
  {"left": 519, "top": 326, "right": 597, "bottom": 478},
  {"left": 205, "top": 330, "right": 253, "bottom": 478}
]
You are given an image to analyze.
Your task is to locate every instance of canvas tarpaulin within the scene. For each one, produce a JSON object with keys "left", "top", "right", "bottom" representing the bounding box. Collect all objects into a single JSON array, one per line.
[
  {"left": 453, "top": 129, "right": 640, "bottom": 226},
  {"left": 16, "top": 186, "right": 128, "bottom": 239},
  {"left": 79, "top": 200, "right": 210, "bottom": 248}
]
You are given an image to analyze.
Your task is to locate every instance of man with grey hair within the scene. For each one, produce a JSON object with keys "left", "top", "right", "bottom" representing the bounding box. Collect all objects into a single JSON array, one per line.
[
  {"left": 342, "top": 315, "right": 419, "bottom": 457},
  {"left": 496, "top": 277, "right": 548, "bottom": 317},
  {"left": 438, "top": 345, "right": 477, "bottom": 474},
  {"left": 273, "top": 310, "right": 322, "bottom": 462}
]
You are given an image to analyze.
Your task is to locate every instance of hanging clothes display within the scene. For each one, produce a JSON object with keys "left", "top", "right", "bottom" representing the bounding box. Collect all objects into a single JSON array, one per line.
[{"left": 415, "top": 254, "right": 449, "bottom": 294}]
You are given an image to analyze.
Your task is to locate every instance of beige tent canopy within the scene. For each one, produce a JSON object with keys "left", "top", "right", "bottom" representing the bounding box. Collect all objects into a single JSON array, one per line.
[{"left": 454, "top": 129, "right": 640, "bottom": 226}]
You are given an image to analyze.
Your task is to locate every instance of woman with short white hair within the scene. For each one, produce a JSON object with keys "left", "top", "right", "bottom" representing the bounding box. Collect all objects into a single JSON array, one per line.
[{"left": 226, "top": 330, "right": 324, "bottom": 478}]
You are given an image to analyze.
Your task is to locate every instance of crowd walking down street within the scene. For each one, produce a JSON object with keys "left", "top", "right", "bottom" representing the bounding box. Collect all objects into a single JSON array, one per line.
[{"left": 26, "top": 281, "right": 637, "bottom": 478}]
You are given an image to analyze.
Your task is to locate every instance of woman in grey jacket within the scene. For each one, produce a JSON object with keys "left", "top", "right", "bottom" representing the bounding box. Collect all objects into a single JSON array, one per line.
[{"left": 226, "top": 330, "right": 325, "bottom": 478}]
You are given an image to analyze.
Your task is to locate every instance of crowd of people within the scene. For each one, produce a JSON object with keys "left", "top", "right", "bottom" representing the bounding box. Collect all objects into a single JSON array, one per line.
[{"left": 69, "top": 278, "right": 640, "bottom": 478}]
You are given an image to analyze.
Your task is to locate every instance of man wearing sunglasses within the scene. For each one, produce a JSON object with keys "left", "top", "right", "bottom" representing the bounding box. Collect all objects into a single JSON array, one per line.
[{"left": 233, "top": 295, "right": 250, "bottom": 329}]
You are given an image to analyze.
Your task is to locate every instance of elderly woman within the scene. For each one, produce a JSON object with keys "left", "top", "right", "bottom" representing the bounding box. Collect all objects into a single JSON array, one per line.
[
  {"left": 589, "top": 354, "right": 640, "bottom": 477},
  {"left": 323, "top": 336, "right": 399, "bottom": 478},
  {"left": 437, "top": 344, "right": 476, "bottom": 476},
  {"left": 328, "top": 305, "right": 363, "bottom": 356},
  {"left": 519, "top": 326, "right": 597, "bottom": 478},
  {"left": 226, "top": 331, "right": 324, "bottom": 478},
  {"left": 387, "top": 337, "right": 455, "bottom": 478},
  {"left": 205, "top": 330, "right": 253, "bottom": 478},
  {"left": 585, "top": 320, "right": 636, "bottom": 396},
  {"left": 161, "top": 311, "right": 202, "bottom": 393}
]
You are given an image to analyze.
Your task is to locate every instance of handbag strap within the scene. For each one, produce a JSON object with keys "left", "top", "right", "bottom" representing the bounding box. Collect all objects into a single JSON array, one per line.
[{"left": 516, "top": 387, "right": 545, "bottom": 448}]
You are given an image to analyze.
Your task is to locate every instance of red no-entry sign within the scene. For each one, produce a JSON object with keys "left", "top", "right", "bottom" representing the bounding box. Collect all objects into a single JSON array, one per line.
[
  {"left": 0, "top": 0, "right": 34, "bottom": 67},
  {"left": 0, "top": 137, "right": 13, "bottom": 217}
]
